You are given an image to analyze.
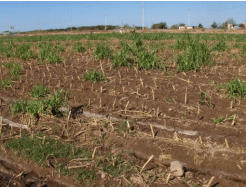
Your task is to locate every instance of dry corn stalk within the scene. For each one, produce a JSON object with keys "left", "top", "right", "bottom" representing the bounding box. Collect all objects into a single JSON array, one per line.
[{"left": 140, "top": 155, "right": 154, "bottom": 173}]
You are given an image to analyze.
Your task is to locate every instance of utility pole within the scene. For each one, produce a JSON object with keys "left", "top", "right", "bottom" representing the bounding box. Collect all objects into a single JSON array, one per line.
[
  {"left": 142, "top": 2, "right": 145, "bottom": 30},
  {"left": 187, "top": 9, "right": 190, "bottom": 27},
  {"left": 105, "top": 15, "right": 107, "bottom": 31},
  {"left": 8, "top": 17, "right": 12, "bottom": 31}
]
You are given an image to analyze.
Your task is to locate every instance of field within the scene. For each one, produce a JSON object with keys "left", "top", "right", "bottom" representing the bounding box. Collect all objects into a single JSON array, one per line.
[{"left": 1, "top": 30, "right": 246, "bottom": 187}]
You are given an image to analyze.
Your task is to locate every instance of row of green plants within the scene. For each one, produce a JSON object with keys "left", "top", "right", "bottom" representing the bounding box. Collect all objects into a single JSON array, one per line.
[{"left": 2, "top": 32, "right": 246, "bottom": 42}]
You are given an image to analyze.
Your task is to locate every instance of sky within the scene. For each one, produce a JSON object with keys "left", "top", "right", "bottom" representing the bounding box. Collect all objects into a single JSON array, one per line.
[{"left": 0, "top": 1, "right": 246, "bottom": 32}]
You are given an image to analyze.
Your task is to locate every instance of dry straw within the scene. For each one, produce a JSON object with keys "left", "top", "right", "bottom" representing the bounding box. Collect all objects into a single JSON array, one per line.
[{"left": 140, "top": 155, "right": 154, "bottom": 173}]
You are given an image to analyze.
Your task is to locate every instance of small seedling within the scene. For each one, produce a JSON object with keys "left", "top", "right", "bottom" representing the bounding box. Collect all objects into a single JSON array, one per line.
[
  {"left": 198, "top": 92, "right": 213, "bottom": 108},
  {"left": 212, "top": 115, "right": 224, "bottom": 124}
]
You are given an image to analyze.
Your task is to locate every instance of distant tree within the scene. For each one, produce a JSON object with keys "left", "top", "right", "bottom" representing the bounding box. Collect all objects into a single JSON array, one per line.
[
  {"left": 211, "top": 21, "right": 218, "bottom": 29},
  {"left": 239, "top": 23, "right": 245, "bottom": 28},
  {"left": 198, "top": 23, "right": 203, "bottom": 28},
  {"left": 179, "top": 23, "right": 186, "bottom": 26},
  {"left": 170, "top": 24, "right": 179, "bottom": 29},
  {"left": 221, "top": 21, "right": 228, "bottom": 29},
  {"left": 221, "top": 18, "right": 237, "bottom": 29},
  {"left": 227, "top": 17, "right": 237, "bottom": 25},
  {"left": 151, "top": 22, "right": 167, "bottom": 29},
  {"left": 124, "top": 24, "right": 130, "bottom": 29}
]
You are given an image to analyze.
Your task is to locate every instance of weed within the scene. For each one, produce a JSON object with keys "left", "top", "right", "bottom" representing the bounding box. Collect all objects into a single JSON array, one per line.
[
  {"left": 213, "top": 37, "right": 227, "bottom": 52},
  {"left": 113, "top": 30, "right": 164, "bottom": 70},
  {"left": 54, "top": 44, "right": 66, "bottom": 52},
  {"left": 224, "top": 77, "right": 246, "bottom": 100},
  {"left": 2, "top": 62, "right": 22, "bottom": 80},
  {"left": 228, "top": 114, "right": 239, "bottom": 120},
  {"left": 198, "top": 92, "right": 213, "bottom": 108},
  {"left": 83, "top": 70, "right": 107, "bottom": 83},
  {"left": 215, "top": 83, "right": 223, "bottom": 91},
  {"left": 242, "top": 44, "right": 246, "bottom": 57},
  {"left": 38, "top": 43, "right": 61, "bottom": 63},
  {"left": 176, "top": 36, "right": 212, "bottom": 72},
  {"left": 73, "top": 42, "right": 86, "bottom": 53},
  {"left": 14, "top": 44, "right": 34, "bottom": 60},
  {"left": 165, "top": 96, "right": 175, "bottom": 102},
  {"left": 0, "top": 79, "right": 12, "bottom": 89},
  {"left": 212, "top": 115, "right": 224, "bottom": 124},
  {"left": 94, "top": 43, "right": 112, "bottom": 60},
  {"left": 10, "top": 90, "right": 68, "bottom": 116},
  {"left": 30, "top": 84, "right": 50, "bottom": 98}
]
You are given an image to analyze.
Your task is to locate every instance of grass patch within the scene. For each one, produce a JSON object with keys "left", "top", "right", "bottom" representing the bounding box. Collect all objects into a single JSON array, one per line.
[
  {"left": 176, "top": 36, "right": 212, "bottom": 72},
  {"left": 38, "top": 43, "right": 61, "bottom": 64},
  {"left": 10, "top": 89, "right": 68, "bottom": 116},
  {"left": 30, "top": 83, "right": 50, "bottom": 98},
  {"left": 224, "top": 78, "right": 246, "bottom": 100},
  {"left": 3, "top": 133, "right": 135, "bottom": 185},
  {"left": 2, "top": 61, "right": 22, "bottom": 80},
  {"left": 0, "top": 79, "right": 12, "bottom": 89},
  {"left": 112, "top": 30, "right": 164, "bottom": 70},
  {"left": 4, "top": 134, "right": 91, "bottom": 166},
  {"left": 94, "top": 43, "right": 112, "bottom": 60},
  {"left": 82, "top": 70, "right": 107, "bottom": 83},
  {"left": 73, "top": 42, "right": 86, "bottom": 53}
]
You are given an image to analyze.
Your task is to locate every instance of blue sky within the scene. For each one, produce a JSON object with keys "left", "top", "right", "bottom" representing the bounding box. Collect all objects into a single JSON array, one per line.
[{"left": 0, "top": 1, "right": 246, "bottom": 32}]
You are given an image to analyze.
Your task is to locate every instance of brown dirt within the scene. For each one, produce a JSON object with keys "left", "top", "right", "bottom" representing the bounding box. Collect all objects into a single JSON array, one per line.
[{"left": 1, "top": 32, "right": 246, "bottom": 186}]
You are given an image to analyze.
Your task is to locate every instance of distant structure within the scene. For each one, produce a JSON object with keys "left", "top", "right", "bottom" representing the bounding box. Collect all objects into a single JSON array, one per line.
[
  {"left": 179, "top": 26, "right": 186, "bottom": 30},
  {"left": 3, "top": 31, "right": 10, "bottom": 36},
  {"left": 228, "top": 24, "right": 235, "bottom": 30},
  {"left": 179, "top": 26, "right": 193, "bottom": 30},
  {"left": 244, "top": 21, "right": 246, "bottom": 28}
]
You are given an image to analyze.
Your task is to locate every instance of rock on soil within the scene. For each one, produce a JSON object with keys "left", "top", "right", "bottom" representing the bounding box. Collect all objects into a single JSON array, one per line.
[{"left": 170, "top": 161, "right": 184, "bottom": 177}]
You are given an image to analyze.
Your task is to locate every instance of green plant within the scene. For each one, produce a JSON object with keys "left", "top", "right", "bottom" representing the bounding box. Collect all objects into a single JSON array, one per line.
[
  {"left": 224, "top": 77, "right": 246, "bottom": 100},
  {"left": 213, "top": 36, "right": 227, "bottom": 52},
  {"left": 176, "top": 36, "right": 212, "bottom": 72},
  {"left": 38, "top": 43, "right": 61, "bottom": 63},
  {"left": 212, "top": 115, "right": 224, "bottom": 124},
  {"left": 73, "top": 42, "right": 86, "bottom": 53},
  {"left": 113, "top": 30, "right": 164, "bottom": 70},
  {"left": 198, "top": 92, "right": 213, "bottom": 108},
  {"left": 242, "top": 44, "right": 246, "bottom": 57},
  {"left": 30, "top": 84, "right": 50, "bottom": 98},
  {"left": 0, "top": 79, "right": 12, "bottom": 89},
  {"left": 94, "top": 43, "right": 112, "bottom": 60},
  {"left": 228, "top": 114, "right": 239, "bottom": 120},
  {"left": 10, "top": 90, "right": 68, "bottom": 116},
  {"left": 2, "top": 62, "right": 22, "bottom": 80},
  {"left": 83, "top": 70, "right": 107, "bottom": 83}
]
